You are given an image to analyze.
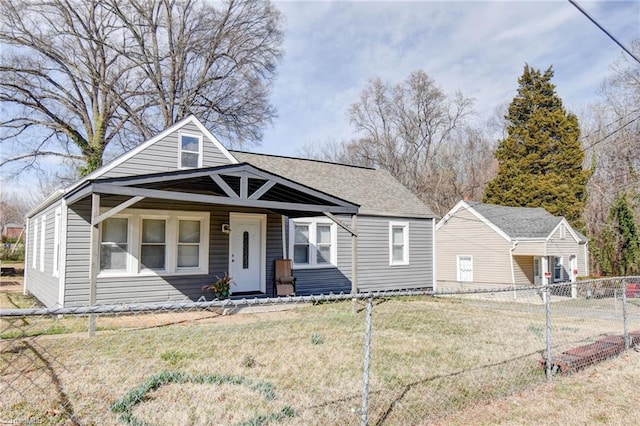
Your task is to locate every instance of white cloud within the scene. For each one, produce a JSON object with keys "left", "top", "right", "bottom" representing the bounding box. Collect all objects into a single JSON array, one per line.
[{"left": 261, "top": 0, "right": 640, "bottom": 156}]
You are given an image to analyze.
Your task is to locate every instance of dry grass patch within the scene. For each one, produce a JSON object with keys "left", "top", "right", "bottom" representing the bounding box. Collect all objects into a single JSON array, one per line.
[{"left": 2, "top": 296, "right": 638, "bottom": 425}]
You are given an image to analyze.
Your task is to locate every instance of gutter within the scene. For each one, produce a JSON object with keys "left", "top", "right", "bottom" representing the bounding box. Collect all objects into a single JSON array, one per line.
[{"left": 26, "top": 189, "right": 65, "bottom": 218}]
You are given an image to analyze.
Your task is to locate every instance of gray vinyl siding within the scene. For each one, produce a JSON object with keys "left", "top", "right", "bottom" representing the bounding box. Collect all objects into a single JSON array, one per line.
[
  {"left": 285, "top": 215, "right": 434, "bottom": 295},
  {"left": 24, "top": 201, "right": 62, "bottom": 307},
  {"left": 286, "top": 216, "right": 352, "bottom": 296},
  {"left": 437, "top": 208, "right": 512, "bottom": 289},
  {"left": 356, "top": 216, "right": 433, "bottom": 292},
  {"left": 64, "top": 196, "right": 282, "bottom": 306},
  {"left": 101, "top": 122, "right": 233, "bottom": 179}
]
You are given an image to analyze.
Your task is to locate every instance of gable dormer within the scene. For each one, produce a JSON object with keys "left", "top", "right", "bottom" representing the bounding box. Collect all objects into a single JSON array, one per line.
[{"left": 96, "top": 116, "right": 237, "bottom": 180}]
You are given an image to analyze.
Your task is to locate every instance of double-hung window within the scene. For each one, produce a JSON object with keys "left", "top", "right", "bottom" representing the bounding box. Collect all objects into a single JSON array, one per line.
[
  {"left": 101, "top": 217, "right": 130, "bottom": 272},
  {"left": 177, "top": 219, "right": 201, "bottom": 268},
  {"left": 99, "top": 210, "right": 209, "bottom": 276},
  {"left": 289, "top": 218, "right": 336, "bottom": 268},
  {"left": 179, "top": 133, "right": 202, "bottom": 169},
  {"left": 389, "top": 222, "right": 409, "bottom": 265},
  {"left": 141, "top": 219, "right": 166, "bottom": 270}
]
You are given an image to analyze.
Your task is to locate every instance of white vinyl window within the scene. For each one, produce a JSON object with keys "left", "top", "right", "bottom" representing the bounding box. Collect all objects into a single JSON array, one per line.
[
  {"left": 389, "top": 222, "right": 409, "bottom": 265},
  {"left": 179, "top": 133, "right": 202, "bottom": 169},
  {"left": 457, "top": 255, "right": 473, "bottom": 282},
  {"left": 289, "top": 218, "right": 337, "bottom": 268},
  {"left": 53, "top": 208, "right": 61, "bottom": 276},
  {"left": 141, "top": 219, "right": 166, "bottom": 270},
  {"left": 32, "top": 219, "right": 38, "bottom": 269},
  {"left": 99, "top": 209, "right": 209, "bottom": 276},
  {"left": 39, "top": 215, "right": 46, "bottom": 272},
  {"left": 177, "top": 219, "right": 201, "bottom": 269},
  {"left": 100, "top": 217, "right": 130, "bottom": 272}
]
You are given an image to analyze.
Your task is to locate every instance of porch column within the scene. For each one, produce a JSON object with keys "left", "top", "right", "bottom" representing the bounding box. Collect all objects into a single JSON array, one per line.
[{"left": 88, "top": 193, "right": 100, "bottom": 336}]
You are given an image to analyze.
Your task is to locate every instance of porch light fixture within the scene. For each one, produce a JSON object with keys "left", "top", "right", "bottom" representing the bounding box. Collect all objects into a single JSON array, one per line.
[{"left": 222, "top": 224, "right": 231, "bottom": 234}]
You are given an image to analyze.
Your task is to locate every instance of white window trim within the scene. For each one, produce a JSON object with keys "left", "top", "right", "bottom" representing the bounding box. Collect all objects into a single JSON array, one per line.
[
  {"left": 32, "top": 218, "right": 38, "bottom": 269},
  {"left": 39, "top": 215, "right": 46, "bottom": 272},
  {"left": 457, "top": 255, "right": 473, "bottom": 282},
  {"left": 389, "top": 221, "right": 410, "bottom": 266},
  {"left": 53, "top": 208, "right": 61, "bottom": 277},
  {"left": 289, "top": 217, "right": 338, "bottom": 269},
  {"left": 99, "top": 209, "right": 210, "bottom": 277},
  {"left": 178, "top": 132, "right": 203, "bottom": 169}
]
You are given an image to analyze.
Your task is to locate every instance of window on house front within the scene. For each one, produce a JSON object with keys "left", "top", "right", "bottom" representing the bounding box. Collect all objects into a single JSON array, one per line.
[
  {"left": 179, "top": 133, "right": 202, "bottom": 168},
  {"left": 99, "top": 210, "right": 209, "bottom": 276},
  {"left": 101, "top": 217, "right": 129, "bottom": 271},
  {"left": 178, "top": 219, "right": 201, "bottom": 268},
  {"left": 389, "top": 222, "right": 409, "bottom": 265},
  {"left": 141, "top": 219, "right": 166, "bottom": 270},
  {"left": 289, "top": 218, "right": 336, "bottom": 268},
  {"left": 554, "top": 256, "right": 564, "bottom": 282},
  {"left": 457, "top": 255, "right": 473, "bottom": 282}
]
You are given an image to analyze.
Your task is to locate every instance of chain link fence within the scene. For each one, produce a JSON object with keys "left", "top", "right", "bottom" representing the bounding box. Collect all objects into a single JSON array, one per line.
[{"left": 2, "top": 277, "right": 640, "bottom": 425}]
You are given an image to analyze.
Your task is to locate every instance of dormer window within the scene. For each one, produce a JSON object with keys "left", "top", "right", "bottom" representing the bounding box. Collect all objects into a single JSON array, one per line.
[{"left": 179, "top": 133, "right": 202, "bottom": 168}]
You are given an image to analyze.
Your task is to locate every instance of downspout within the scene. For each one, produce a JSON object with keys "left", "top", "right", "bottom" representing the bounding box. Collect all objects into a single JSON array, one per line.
[{"left": 510, "top": 241, "right": 518, "bottom": 300}]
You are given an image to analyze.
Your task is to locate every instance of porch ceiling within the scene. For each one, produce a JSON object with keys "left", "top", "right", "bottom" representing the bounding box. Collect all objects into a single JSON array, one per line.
[{"left": 64, "top": 163, "right": 359, "bottom": 216}]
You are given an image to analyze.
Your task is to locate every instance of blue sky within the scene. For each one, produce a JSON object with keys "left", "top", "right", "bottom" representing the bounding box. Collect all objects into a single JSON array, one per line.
[{"left": 259, "top": 0, "right": 640, "bottom": 156}]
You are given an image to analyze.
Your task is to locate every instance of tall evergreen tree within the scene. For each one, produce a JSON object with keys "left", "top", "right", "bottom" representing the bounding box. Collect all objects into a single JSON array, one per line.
[
  {"left": 607, "top": 192, "right": 640, "bottom": 275},
  {"left": 483, "top": 65, "right": 590, "bottom": 227}
]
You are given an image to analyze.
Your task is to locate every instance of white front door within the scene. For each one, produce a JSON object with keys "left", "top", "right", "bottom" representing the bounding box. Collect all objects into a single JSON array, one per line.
[
  {"left": 533, "top": 257, "right": 542, "bottom": 285},
  {"left": 229, "top": 213, "right": 266, "bottom": 293}
]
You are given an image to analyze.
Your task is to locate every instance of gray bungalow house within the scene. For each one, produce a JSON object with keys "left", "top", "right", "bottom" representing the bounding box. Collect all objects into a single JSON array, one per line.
[
  {"left": 436, "top": 200, "right": 589, "bottom": 291},
  {"left": 24, "top": 116, "right": 435, "bottom": 307}
]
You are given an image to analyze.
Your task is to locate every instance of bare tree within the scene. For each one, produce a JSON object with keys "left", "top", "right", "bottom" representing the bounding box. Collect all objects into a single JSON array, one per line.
[
  {"left": 582, "top": 40, "right": 640, "bottom": 274},
  {"left": 0, "top": 0, "right": 283, "bottom": 177},
  {"left": 301, "top": 70, "right": 488, "bottom": 216}
]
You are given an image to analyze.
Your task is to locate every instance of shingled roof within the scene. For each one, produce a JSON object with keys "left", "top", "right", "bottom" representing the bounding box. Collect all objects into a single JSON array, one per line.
[
  {"left": 231, "top": 151, "right": 434, "bottom": 218},
  {"left": 468, "top": 202, "right": 565, "bottom": 239}
]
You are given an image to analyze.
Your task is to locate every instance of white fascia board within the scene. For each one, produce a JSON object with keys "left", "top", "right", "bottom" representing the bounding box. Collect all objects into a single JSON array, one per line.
[
  {"left": 436, "top": 200, "right": 511, "bottom": 242},
  {"left": 60, "top": 115, "right": 240, "bottom": 198},
  {"left": 435, "top": 200, "right": 468, "bottom": 230},
  {"left": 26, "top": 189, "right": 65, "bottom": 218},
  {"left": 546, "top": 218, "right": 581, "bottom": 243}
]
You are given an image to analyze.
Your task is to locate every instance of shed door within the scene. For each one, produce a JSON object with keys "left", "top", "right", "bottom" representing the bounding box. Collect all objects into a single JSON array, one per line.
[{"left": 229, "top": 214, "right": 265, "bottom": 293}]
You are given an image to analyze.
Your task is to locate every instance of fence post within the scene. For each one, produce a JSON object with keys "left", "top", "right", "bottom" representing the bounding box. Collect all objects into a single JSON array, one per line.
[
  {"left": 361, "top": 296, "right": 373, "bottom": 426},
  {"left": 622, "top": 278, "right": 629, "bottom": 350},
  {"left": 545, "top": 285, "right": 552, "bottom": 381}
]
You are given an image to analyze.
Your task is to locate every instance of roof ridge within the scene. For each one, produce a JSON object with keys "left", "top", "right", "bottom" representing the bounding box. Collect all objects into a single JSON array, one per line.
[{"left": 230, "top": 150, "right": 377, "bottom": 171}]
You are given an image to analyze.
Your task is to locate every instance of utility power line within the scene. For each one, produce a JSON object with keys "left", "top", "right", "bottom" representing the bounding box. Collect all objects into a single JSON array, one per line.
[{"left": 568, "top": 0, "right": 640, "bottom": 66}]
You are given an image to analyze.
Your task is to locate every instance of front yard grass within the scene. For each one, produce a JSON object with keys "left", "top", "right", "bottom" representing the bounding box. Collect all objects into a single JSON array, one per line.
[{"left": 1, "top": 294, "right": 639, "bottom": 425}]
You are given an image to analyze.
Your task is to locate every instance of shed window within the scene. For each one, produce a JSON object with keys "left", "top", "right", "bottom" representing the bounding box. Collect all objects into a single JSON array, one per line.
[{"left": 39, "top": 216, "right": 46, "bottom": 272}]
